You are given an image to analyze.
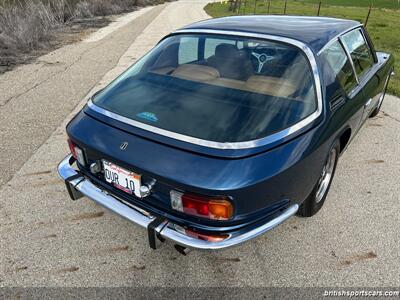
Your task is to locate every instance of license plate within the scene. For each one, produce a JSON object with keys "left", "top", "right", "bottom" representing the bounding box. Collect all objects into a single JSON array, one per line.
[{"left": 103, "top": 160, "right": 141, "bottom": 197}]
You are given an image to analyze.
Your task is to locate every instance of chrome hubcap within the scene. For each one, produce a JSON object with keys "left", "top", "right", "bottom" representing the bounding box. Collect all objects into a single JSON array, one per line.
[{"left": 315, "top": 148, "right": 337, "bottom": 203}]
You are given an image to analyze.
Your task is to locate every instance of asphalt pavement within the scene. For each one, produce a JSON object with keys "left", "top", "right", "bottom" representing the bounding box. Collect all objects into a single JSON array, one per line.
[{"left": 0, "top": 0, "right": 399, "bottom": 288}]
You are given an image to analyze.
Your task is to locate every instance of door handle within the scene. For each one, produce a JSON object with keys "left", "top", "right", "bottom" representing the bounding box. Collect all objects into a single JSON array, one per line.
[{"left": 364, "top": 98, "right": 372, "bottom": 108}]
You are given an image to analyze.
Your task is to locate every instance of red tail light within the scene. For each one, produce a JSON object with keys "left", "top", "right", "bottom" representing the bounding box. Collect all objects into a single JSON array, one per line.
[
  {"left": 67, "top": 138, "right": 85, "bottom": 166},
  {"left": 185, "top": 228, "right": 229, "bottom": 242},
  {"left": 173, "top": 224, "right": 229, "bottom": 242},
  {"left": 170, "top": 190, "right": 233, "bottom": 220},
  {"left": 68, "top": 138, "right": 77, "bottom": 159}
]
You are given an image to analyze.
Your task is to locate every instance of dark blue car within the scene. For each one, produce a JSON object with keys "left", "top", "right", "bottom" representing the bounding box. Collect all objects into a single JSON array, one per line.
[{"left": 58, "top": 16, "right": 394, "bottom": 253}]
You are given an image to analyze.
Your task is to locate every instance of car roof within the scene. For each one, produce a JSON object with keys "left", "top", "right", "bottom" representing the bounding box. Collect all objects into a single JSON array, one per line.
[{"left": 179, "top": 15, "right": 361, "bottom": 53}]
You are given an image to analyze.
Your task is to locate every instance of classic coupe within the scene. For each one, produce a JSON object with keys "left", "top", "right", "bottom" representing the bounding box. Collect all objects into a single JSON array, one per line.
[{"left": 58, "top": 16, "right": 394, "bottom": 253}]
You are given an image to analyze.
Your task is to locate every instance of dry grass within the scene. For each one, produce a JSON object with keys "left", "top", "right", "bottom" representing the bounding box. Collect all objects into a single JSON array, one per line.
[
  {"left": 0, "top": 2, "right": 58, "bottom": 51},
  {"left": 0, "top": 0, "right": 169, "bottom": 70}
]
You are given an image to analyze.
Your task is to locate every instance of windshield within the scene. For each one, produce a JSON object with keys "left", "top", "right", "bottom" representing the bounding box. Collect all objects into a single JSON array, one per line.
[{"left": 92, "top": 34, "right": 317, "bottom": 143}]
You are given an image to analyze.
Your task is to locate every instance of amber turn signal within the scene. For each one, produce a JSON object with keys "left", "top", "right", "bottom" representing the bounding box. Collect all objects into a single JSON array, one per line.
[{"left": 170, "top": 190, "right": 233, "bottom": 220}]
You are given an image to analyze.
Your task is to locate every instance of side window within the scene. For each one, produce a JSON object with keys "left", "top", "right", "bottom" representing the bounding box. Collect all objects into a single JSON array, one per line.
[
  {"left": 322, "top": 40, "right": 357, "bottom": 94},
  {"left": 204, "top": 38, "right": 243, "bottom": 59},
  {"left": 341, "top": 29, "right": 374, "bottom": 79},
  {"left": 178, "top": 37, "right": 199, "bottom": 65}
]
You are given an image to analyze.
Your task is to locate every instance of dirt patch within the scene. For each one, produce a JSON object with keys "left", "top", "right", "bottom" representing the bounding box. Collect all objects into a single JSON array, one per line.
[
  {"left": 23, "top": 170, "right": 52, "bottom": 176},
  {"left": 127, "top": 265, "right": 146, "bottom": 271},
  {"left": 54, "top": 17, "right": 112, "bottom": 44},
  {"left": 58, "top": 266, "right": 79, "bottom": 273},
  {"left": 217, "top": 257, "right": 241, "bottom": 263},
  {"left": 70, "top": 211, "right": 104, "bottom": 221},
  {"left": 338, "top": 251, "right": 377, "bottom": 267},
  {"left": 100, "top": 245, "right": 130, "bottom": 254},
  {"left": 31, "top": 179, "right": 64, "bottom": 187},
  {"left": 366, "top": 159, "right": 385, "bottom": 164},
  {"left": 43, "top": 234, "right": 58, "bottom": 239},
  {"left": 367, "top": 123, "right": 383, "bottom": 127},
  {"left": 15, "top": 266, "right": 28, "bottom": 272},
  {"left": 382, "top": 111, "right": 400, "bottom": 123}
]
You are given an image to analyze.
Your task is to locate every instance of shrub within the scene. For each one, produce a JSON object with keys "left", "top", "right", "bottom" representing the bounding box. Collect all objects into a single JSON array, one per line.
[
  {"left": 74, "top": 1, "right": 93, "bottom": 18},
  {"left": 0, "top": 0, "right": 167, "bottom": 66},
  {"left": 0, "top": 1, "right": 60, "bottom": 51}
]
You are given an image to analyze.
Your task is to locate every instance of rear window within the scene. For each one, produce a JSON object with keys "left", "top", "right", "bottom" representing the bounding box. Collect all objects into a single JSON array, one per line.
[{"left": 93, "top": 34, "right": 317, "bottom": 143}]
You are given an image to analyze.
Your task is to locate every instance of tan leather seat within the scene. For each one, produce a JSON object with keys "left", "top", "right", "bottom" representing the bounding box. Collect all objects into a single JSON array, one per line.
[
  {"left": 206, "top": 78, "right": 245, "bottom": 90},
  {"left": 244, "top": 75, "right": 296, "bottom": 97},
  {"left": 161, "top": 64, "right": 297, "bottom": 97},
  {"left": 171, "top": 64, "right": 220, "bottom": 82}
]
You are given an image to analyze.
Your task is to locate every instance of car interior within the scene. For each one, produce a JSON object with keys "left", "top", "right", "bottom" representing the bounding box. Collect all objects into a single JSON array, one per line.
[{"left": 148, "top": 39, "right": 314, "bottom": 101}]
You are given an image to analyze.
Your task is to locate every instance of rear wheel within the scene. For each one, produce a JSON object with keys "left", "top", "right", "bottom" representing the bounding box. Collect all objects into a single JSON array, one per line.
[{"left": 297, "top": 141, "right": 340, "bottom": 217}]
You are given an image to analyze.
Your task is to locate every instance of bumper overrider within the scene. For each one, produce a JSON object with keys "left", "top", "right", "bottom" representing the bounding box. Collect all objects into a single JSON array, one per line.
[{"left": 57, "top": 154, "right": 298, "bottom": 251}]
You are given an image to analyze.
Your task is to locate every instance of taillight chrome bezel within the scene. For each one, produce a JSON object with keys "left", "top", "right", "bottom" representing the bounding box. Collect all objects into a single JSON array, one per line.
[{"left": 170, "top": 190, "right": 234, "bottom": 221}]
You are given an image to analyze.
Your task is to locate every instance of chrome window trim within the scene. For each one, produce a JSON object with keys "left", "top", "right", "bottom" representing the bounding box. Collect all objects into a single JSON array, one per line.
[
  {"left": 339, "top": 36, "right": 360, "bottom": 85},
  {"left": 88, "top": 29, "right": 323, "bottom": 150},
  {"left": 318, "top": 24, "right": 377, "bottom": 98},
  {"left": 340, "top": 28, "right": 376, "bottom": 90},
  {"left": 357, "top": 28, "right": 376, "bottom": 78},
  {"left": 317, "top": 24, "right": 363, "bottom": 56},
  {"left": 319, "top": 38, "right": 359, "bottom": 96}
]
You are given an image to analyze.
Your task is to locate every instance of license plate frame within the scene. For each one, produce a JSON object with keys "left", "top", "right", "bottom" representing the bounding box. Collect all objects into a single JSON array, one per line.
[{"left": 102, "top": 160, "right": 142, "bottom": 198}]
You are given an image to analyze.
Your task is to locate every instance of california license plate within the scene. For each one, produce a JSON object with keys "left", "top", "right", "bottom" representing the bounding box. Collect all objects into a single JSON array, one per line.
[{"left": 103, "top": 160, "right": 141, "bottom": 197}]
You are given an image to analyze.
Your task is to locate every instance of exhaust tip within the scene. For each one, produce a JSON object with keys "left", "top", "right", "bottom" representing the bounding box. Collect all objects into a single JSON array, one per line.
[{"left": 174, "top": 244, "right": 191, "bottom": 255}]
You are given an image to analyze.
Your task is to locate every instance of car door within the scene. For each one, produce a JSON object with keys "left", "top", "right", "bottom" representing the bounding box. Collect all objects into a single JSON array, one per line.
[{"left": 340, "top": 28, "right": 378, "bottom": 125}]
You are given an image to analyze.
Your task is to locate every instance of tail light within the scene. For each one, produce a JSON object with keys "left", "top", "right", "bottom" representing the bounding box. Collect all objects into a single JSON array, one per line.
[
  {"left": 185, "top": 228, "right": 229, "bottom": 242},
  {"left": 67, "top": 138, "right": 86, "bottom": 166},
  {"left": 173, "top": 224, "right": 229, "bottom": 242},
  {"left": 170, "top": 190, "right": 233, "bottom": 220},
  {"left": 68, "top": 138, "right": 77, "bottom": 159}
]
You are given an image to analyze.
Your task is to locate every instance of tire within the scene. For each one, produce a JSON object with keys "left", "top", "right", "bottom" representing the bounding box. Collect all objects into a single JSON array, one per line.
[
  {"left": 297, "top": 140, "right": 340, "bottom": 217},
  {"left": 369, "top": 72, "right": 391, "bottom": 118}
]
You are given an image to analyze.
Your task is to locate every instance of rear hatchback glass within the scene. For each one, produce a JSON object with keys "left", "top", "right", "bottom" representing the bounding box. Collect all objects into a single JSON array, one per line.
[{"left": 92, "top": 34, "right": 317, "bottom": 143}]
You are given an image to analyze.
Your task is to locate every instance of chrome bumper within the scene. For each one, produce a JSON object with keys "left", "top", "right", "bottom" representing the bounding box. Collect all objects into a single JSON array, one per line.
[{"left": 57, "top": 155, "right": 298, "bottom": 250}]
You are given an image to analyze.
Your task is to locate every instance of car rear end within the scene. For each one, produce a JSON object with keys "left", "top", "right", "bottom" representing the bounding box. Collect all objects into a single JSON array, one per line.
[
  {"left": 59, "top": 105, "right": 330, "bottom": 251},
  {"left": 58, "top": 30, "right": 325, "bottom": 251}
]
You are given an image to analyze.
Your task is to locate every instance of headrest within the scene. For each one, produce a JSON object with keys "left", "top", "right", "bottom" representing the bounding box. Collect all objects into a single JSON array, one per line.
[{"left": 215, "top": 44, "right": 240, "bottom": 59}]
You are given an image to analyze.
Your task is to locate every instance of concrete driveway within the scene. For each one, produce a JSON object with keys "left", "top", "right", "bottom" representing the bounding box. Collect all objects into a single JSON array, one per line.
[{"left": 0, "top": 0, "right": 399, "bottom": 288}]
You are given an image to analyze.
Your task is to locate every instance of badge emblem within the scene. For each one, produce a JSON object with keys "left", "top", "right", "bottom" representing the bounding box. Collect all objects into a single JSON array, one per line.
[{"left": 120, "top": 142, "right": 128, "bottom": 150}]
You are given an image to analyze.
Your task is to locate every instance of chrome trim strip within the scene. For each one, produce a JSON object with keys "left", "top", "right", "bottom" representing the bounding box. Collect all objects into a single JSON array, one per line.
[
  {"left": 89, "top": 99, "right": 320, "bottom": 150},
  {"left": 88, "top": 29, "right": 323, "bottom": 150},
  {"left": 317, "top": 24, "right": 363, "bottom": 56},
  {"left": 338, "top": 36, "right": 360, "bottom": 85},
  {"left": 58, "top": 155, "right": 299, "bottom": 250},
  {"left": 359, "top": 27, "right": 373, "bottom": 58}
]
